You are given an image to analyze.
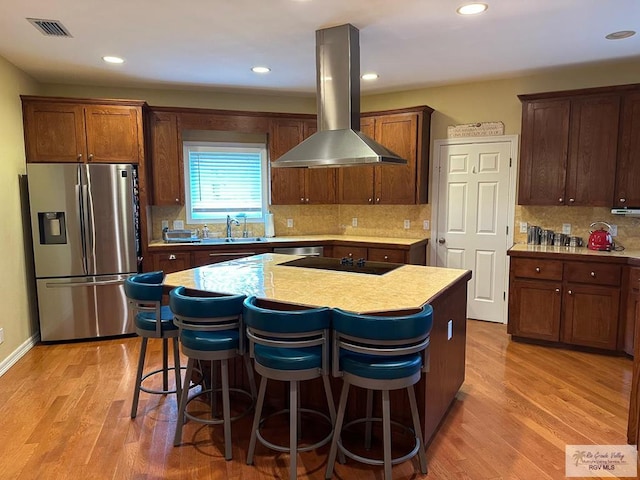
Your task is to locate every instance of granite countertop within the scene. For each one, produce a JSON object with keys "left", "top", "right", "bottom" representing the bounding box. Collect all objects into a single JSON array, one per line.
[
  {"left": 149, "top": 234, "right": 429, "bottom": 249},
  {"left": 508, "top": 243, "right": 640, "bottom": 264},
  {"left": 163, "top": 253, "right": 470, "bottom": 313}
]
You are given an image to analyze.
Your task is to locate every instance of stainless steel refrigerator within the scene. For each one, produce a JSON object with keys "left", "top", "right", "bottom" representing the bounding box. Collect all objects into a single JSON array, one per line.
[{"left": 27, "top": 163, "right": 140, "bottom": 341}]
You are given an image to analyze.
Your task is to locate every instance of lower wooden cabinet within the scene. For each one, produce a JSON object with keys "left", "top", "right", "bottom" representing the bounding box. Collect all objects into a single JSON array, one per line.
[
  {"left": 508, "top": 255, "right": 624, "bottom": 351},
  {"left": 151, "top": 252, "right": 191, "bottom": 274}
]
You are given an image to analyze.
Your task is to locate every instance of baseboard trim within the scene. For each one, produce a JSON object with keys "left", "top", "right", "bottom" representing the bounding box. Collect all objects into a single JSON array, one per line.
[{"left": 0, "top": 332, "right": 40, "bottom": 377}]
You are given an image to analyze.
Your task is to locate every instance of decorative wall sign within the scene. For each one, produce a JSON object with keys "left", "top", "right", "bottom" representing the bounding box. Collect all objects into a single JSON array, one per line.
[{"left": 447, "top": 121, "right": 505, "bottom": 138}]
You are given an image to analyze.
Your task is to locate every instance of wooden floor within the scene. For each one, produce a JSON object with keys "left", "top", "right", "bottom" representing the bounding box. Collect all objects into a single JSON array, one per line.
[{"left": 0, "top": 320, "right": 634, "bottom": 480}]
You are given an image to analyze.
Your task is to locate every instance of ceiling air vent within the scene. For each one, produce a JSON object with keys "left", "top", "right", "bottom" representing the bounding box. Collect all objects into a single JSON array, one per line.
[{"left": 27, "top": 18, "right": 72, "bottom": 37}]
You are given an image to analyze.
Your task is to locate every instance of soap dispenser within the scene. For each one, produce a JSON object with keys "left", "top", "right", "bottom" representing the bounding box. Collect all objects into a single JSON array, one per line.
[{"left": 202, "top": 224, "right": 210, "bottom": 239}]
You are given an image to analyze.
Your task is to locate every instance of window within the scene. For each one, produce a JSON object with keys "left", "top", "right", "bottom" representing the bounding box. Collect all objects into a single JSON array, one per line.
[{"left": 183, "top": 141, "right": 268, "bottom": 224}]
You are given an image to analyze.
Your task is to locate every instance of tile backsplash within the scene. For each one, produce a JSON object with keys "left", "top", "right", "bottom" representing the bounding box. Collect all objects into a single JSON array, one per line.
[
  {"left": 151, "top": 204, "right": 432, "bottom": 240},
  {"left": 514, "top": 206, "right": 640, "bottom": 250}
]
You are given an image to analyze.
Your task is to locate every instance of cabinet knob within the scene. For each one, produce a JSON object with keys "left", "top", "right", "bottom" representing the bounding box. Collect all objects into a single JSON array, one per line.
[
  {"left": 169, "top": 254, "right": 176, "bottom": 260},
  {"left": 569, "top": 198, "right": 575, "bottom": 203},
  {"left": 175, "top": 198, "right": 179, "bottom": 203},
  {"left": 348, "top": 253, "right": 353, "bottom": 257},
  {"left": 555, "top": 288, "right": 560, "bottom": 293},
  {"left": 558, "top": 197, "right": 563, "bottom": 203},
  {"left": 620, "top": 198, "right": 626, "bottom": 203},
  {"left": 590, "top": 271, "right": 596, "bottom": 277},
  {"left": 88, "top": 153, "right": 94, "bottom": 161},
  {"left": 568, "top": 290, "right": 573, "bottom": 295},
  {"left": 77, "top": 153, "right": 82, "bottom": 161},
  {"left": 535, "top": 267, "right": 541, "bottom": 273},
  {"left": 300, "top": 198, "right": 305, "bottom": 203},
  {"left": 376, "top": 198, "right": 380, "bottom": 203},
  {"left": 306, "top": 198, "right": 309, "bottom": 203},
  {"left": 384, "top": 255, "right": 389, "bottom": 260},
  {"left": 368, "top": 198, "right": 373, "bottom": 203}
]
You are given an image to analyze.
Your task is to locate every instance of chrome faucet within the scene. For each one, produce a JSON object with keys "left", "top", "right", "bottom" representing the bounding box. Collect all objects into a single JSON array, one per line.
[{"left": 226, "top": 215, "right": 240, "bottom": 238}]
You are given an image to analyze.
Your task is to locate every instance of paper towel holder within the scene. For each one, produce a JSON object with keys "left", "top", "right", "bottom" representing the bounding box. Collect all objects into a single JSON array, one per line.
[{"left": 264, "top": 212, "right": 275, "bottom": 238}]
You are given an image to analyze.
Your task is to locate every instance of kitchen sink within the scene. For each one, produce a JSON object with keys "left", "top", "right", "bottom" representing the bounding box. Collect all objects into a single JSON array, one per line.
[{"left": 199, "top": 237, "right": 265, "bottom": 244}]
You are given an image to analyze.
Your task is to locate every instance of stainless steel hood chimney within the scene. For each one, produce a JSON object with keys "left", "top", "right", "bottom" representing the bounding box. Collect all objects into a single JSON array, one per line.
[{"left": 272, "top": 24, "right": 407, "bottom": 168}]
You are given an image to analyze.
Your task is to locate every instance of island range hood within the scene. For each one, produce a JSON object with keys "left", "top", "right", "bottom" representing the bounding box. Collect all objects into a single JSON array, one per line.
[{"left": 272, "top": 23, "right": 406, "bottom": 168}]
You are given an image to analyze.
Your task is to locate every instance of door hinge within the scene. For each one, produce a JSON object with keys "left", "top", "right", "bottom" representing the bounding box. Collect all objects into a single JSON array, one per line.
[
  {"left": 506, "top": 225, "right": 509, "bottom": 235},
  {"left": 509, "top": 157, "right": 512, "bottom": 167},
  {"left": 503, "top": 291, "right": 506, "bottom": 301}
]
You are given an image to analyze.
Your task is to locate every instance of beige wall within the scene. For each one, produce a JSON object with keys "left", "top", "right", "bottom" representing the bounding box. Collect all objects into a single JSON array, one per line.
[{"left": 0, "top": 56, "right": 40, "bottom": 368}]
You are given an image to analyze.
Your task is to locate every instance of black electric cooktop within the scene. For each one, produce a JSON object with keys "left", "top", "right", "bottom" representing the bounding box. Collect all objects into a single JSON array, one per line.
[{"left": 279, "top": 256, "right": 403, "bottom": 275}]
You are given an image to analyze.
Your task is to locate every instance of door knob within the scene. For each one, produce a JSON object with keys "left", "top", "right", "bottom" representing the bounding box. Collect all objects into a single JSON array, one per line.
[{"left": 438, "top": 238, "right": 445, "bottom": 244}]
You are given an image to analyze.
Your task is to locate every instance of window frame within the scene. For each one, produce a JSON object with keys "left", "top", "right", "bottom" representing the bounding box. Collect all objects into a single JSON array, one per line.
[{"left": 182, "top": 141, "right": 269, "bottom": 225}]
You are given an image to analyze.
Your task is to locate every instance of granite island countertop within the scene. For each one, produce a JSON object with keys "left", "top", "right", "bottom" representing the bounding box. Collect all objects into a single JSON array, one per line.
[{"left": 163, "top": 253, "right": 470, "bottom": 313}]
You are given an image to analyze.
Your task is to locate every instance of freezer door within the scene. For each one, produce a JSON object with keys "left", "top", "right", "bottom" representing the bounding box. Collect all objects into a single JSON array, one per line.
[
  {"left": 27, "top": 164, "right": 86, "bottom": 278},
  {"left": 36, "top": 275, "right": 134, "bottom": 341},
  {"left": 83, "top": 164, "right": 137, "bottom": 275}
]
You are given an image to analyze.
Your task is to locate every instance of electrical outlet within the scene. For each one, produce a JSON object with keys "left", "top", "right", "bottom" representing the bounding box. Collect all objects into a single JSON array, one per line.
[
  {"left": 161, "top": 220, "right": 169, "bottom": 230},
  {"left": 519, "top": 222, "right": 528, "bottom": 233},
  {"left": 609, "top": 224, "right": 618, "bottom": 237},
  {"left": 562, "top": 223, "right": 572, "bottom": 234},
  {"left": 286, "top": 218, "right": 293, "bottom": 228},
  {"left": 352, "top": 217, "right": 358, "bottom": 227},
  {"left": 404, "top": 220, "right": 411, "bottom": 229},
  {"left": 173, "top": 220, "right": 184, "bottom": 230},
  {"left": 423, "top": 220, "right": 430, "bottom": 230},
  {"left": 0, "top": 327, "right": 4, "bottom": 345}
]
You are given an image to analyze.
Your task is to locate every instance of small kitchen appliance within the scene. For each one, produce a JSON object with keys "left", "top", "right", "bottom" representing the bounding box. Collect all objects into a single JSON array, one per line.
[{"left": 587, "top": 221, "right": 614, "bottom": 251}]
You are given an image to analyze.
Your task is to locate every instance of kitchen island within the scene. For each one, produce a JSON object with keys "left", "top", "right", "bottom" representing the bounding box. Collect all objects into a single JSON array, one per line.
[{"left": 164, "top": 253, "right": 472, "bottom": 444}]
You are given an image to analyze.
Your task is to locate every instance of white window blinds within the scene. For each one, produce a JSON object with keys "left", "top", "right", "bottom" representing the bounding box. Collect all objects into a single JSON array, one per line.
[{"left": 184, "top": 143, "right": 267, "bottom": 222}]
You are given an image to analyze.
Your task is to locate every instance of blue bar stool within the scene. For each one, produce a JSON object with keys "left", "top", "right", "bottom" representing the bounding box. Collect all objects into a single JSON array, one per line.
[
  {"left": 243, "top": 296, "right": 338, "bottom": 480},
  {"left": 124, "top": 271, "right": 182, "bottom": 419},
  {"left": 170, "top": 286, "right": 257, "bottom": 460},
  {"left": 325, "top": 305, "right": 434, "bottom": 480}
]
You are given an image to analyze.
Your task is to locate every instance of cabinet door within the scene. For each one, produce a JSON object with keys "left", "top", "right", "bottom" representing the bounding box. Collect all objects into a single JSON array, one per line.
[
  {"left": 518, "top": 100, "right": 570, "bottom": 205},
  {"left": 303, "top": 121, "right": 337, "bottom": 204},
  {"left": 269, "top": 119, "right": 305, "bottom": 204},
  {"left": 84, "top": 105, "right": 142, "bottom": 163},
  {"left": 337, "top": 118, "right": 376, "bottom": 204},
  {"left": 375, "top": 112, "right": 418, "bottom": 205},
  {"left": 508, "top": 278, "right": 562, "bottom": 341},
  {"left": 624, "top": 267, "right": 640, "bottom": 356},
  {"left": 562, "top": 284, "right": 620, "bottom": 350},
  {"left": 149, "top": 112, "right": 183, "bottom": 205},
  {"left": 615, "top": 92, "right": 640, "bottom": 207},
  {"left": 566, "top": 95, "right": 620, "bottom": 206},
  {"left": 151, "top": 252, "right": 191, "bottom": 274},
  {"left": 22, "top": 102, "right": 86, "bottom": 162}
]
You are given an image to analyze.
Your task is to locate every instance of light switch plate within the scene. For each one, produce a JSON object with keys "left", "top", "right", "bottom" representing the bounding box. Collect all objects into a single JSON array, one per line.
[
  {"left": 287, "top": 219, "right": 293, "bottom": 228},
  {"left": 173, "top": 220, "right": 184, "bottom": 230},
  {"left": 352, "top": 218, "right": 358, "bottom": 227},
  {"left": 519, "top": 222, "right": 528, "bottom": 233},
  {"left": 423, "top": 220, "right": 430, "bottom": 230},
  {"left": 404, "top": 220, "right": 411, "bottom": 229},
  {"left": 562, "top": 223, "right": 572, "bottom": 234},
  {"left": 609, "top": 224, "right": 618, "bottom": 237}
]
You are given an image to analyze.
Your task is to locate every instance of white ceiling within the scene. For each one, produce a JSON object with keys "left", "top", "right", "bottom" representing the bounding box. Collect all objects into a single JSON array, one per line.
[{"left": 1, "top": 0, "right": 638, "bottom": 95}]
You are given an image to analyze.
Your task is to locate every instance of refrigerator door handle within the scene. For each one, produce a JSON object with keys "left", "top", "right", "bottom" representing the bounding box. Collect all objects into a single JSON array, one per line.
[
  {"left": 44, "top": 278, "right": 126, "bottom": 288},
  {"left": 83, "top": 164, "right": 97, "bottom": 274},
  {"left": 76, "top": 166, "right": 88, "bottom": 275}
]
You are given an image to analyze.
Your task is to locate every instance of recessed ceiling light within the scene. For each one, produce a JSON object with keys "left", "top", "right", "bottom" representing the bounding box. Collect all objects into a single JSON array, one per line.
[
  {"left": 361, "top": 73, "right": 379, "bottom": 81},
  {"left": 456, "top": 3, "right": 488, "bottom": 15},
  {"left": 102, "top": 56, "right": 124, "bottom": 64},
  {"left": 251, "top": 66, "right": 271, "bottom": 74},
  {"left": 605, "top": 30, "right": 636, "bottom": 40}
]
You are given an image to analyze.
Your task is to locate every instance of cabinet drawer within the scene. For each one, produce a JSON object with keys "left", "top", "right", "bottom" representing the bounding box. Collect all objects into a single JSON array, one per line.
[
  {"left": 368, "top": 248, "right": 405, "bottom": 263},
  {"left": 331, "top": 245, "right": 368, "bottom": 259},
  {"left": 511, "top": 258, "right": 563, "bottom": 281},
  {"left": 192, "top": 247, "right": 271, "bottom": 267},
  {"left": 564, "top": 262, "right": 622, "bottom": 286}
]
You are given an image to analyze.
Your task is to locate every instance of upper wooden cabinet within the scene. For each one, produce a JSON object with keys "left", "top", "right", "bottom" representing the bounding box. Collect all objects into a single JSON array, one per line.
[
  {"left": 148, "top": 111, "right": 183, "bottom": 205},
  {"left": 22, "top": 96, "right": 144, "bottom": 164},
  {"left": 518, "top": 93, "right": 620, "bottom": 206},
  {"left": 338, "top": 107, "right": 432, "bottom": 205},
  {"left": 269, "top": 118, "right": 337, "bottom": 205},
  {"left": 615, "top": 92, "right": 640, "bottom": 207}
]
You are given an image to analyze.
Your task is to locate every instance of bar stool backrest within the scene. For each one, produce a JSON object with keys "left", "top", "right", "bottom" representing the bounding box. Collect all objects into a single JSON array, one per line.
[
  {"left": 331, "top": 305, "right": 434, "bottom": 378},
  {"left": 169, "top": 286, "right": 247, "bottom": 351},
  {"left": 124, "top": 271, "right": 165, "bottom": 336}
]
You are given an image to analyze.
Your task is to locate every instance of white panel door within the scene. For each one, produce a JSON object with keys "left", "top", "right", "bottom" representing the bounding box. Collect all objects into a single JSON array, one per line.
[{"left": 435, "top": 140, "right": 513, "bottom": 323}]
